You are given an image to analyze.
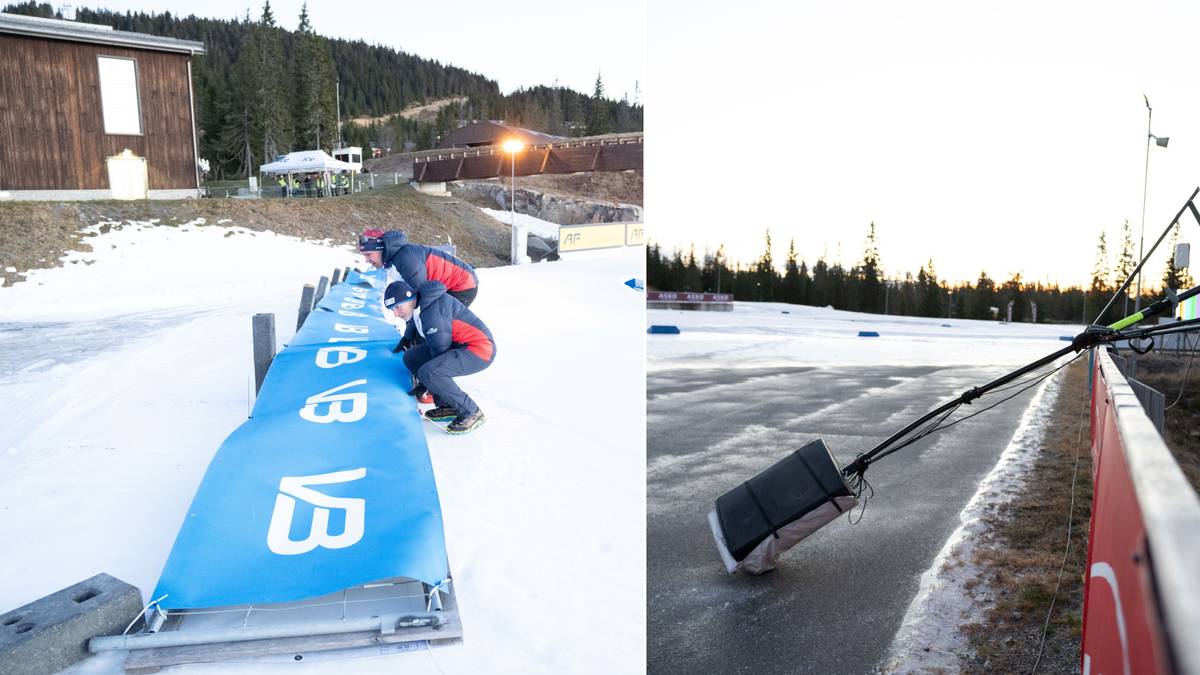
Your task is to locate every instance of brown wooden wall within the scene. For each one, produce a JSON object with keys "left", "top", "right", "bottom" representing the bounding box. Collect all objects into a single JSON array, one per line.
[
  {"left": 415, "top": 143, "right": 643, "bottom": 183},
  {"left": 0, "top": 34, "right": 198, "bottom": 191}
]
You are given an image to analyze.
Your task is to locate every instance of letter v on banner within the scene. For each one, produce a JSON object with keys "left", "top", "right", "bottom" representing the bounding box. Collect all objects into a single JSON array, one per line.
[{"left": 267, "top": 468, "right": 367, "bottom": 555}]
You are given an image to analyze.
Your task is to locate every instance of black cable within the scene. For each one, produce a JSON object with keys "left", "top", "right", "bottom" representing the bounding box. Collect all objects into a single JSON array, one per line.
[
  {"left": 866, "top": 352, "right": 1085, "bottom": 466},
  {"left": 1122, "top": 317, "right": 1200, "bottom": 340},
  {"left": 1167, "top": 332, "right": 1200, "bottom": 411},
  {"left": 846, "top": 471, "right": 874, "bottom": 526},
  {"left": 926, "top": 354, "right": 1084, "bottom": 434}
]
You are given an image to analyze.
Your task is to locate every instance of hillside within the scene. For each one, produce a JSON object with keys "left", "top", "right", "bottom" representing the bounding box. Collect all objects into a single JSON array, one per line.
[{"left": 0, "top": 184, "right": 509, "bottom": 287}]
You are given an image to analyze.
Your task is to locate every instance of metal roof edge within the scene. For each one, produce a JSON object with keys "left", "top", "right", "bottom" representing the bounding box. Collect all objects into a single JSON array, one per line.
[{"left": 0, "top": 13, "right": 206, "bottom": 55}]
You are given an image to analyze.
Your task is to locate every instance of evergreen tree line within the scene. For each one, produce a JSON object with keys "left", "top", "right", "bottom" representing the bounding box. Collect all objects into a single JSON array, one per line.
[
  {"left": 647, "top": 222, "right": 1193, "bottom": 325},
  {"left": 4, "top": 1, "right": 644, "bottom": 178}
]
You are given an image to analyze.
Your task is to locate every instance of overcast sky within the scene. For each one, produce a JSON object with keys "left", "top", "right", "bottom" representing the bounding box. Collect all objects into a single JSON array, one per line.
[
  {"left": 647, "top": 0, "right": 1200, "bottom": 288},
  {"left": 80, "top": 0, "right": 645, "bottom": 99}
]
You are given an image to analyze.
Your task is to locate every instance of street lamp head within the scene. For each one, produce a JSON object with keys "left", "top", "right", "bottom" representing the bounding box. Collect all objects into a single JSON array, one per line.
[
  {"left": 1154, "top": 135, "right": 1169, "bottom": 148},
  {"left": 502, "top": 139, "right": 524, "bottom": 153}
]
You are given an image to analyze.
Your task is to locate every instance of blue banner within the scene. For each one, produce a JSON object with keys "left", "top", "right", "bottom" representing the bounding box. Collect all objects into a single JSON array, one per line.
[{"left": 152, "top": 270, "right": 448, "bottom": 610}]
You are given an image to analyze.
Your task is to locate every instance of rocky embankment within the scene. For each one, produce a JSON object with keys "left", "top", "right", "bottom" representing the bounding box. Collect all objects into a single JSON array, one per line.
[{"left": 451, "top": 179, "right": 642, "bottom": 225}]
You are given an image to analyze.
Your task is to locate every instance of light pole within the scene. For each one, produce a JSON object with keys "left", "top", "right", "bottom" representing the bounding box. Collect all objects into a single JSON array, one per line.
[
  {"left": 1135, "top": 94, "right": 1169, "bottom": 314},
  {"left": 1131, "top": 95, "right": 1168, "bottom": 376},
  {"left": 503, "top": 139, "right": 526, "bottom": 265}
]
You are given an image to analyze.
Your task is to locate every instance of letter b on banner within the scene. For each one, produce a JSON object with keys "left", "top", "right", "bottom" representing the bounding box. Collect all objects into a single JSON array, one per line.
[
  {"left": 315, "top": 347, "right": 366, "bottom": 369},
  {"left": 267, "top": 468, "right": 367, "bottom": 555},
  {"left": 300, "top": 379, "right": 367, "bottom": 423}
]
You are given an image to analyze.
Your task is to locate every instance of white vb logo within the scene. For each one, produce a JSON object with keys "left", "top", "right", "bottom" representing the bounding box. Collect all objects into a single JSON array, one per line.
[{"left": 267, "top": 468, "right": 367, "bottom": 555}]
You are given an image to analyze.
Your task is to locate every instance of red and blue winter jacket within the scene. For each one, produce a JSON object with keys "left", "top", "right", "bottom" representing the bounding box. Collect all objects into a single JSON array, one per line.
[
  {"left": 381, "top": 230, "right": 478, "bottom": 293},
  {"left": 403, "top": 282, "right": 496, "bottom": 362}
]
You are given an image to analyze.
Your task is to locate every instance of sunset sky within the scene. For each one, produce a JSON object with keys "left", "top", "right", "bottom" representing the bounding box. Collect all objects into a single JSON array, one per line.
[{"left": 647, "top": 0, "right": 1200, "bottom": 288}]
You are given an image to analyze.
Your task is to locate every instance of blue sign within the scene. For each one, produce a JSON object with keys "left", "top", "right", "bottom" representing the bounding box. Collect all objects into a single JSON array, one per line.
[{"left": 152, "top": 270, "right": 448, "bottom": 609}]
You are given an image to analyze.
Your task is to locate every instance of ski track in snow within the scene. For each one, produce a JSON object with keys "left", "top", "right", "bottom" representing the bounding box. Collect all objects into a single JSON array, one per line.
[{"left": 881, "top": 359, "right": 1068, "bottom": 673}]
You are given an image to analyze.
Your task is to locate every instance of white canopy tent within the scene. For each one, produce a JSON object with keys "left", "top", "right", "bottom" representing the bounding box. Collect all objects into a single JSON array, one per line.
[{"left": 259, "top": 150, "right": 357, "bottom": 197}]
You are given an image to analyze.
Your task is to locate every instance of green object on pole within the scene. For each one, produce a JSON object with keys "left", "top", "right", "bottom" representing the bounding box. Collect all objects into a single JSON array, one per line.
[{"left": 1108, "top": 311, "right": 1145, "bottom": 331}]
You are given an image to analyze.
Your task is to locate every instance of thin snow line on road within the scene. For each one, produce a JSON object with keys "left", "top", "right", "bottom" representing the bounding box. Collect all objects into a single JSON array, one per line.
[{"left": 882, "top": 356, "right": 1069, "bottom": 673}]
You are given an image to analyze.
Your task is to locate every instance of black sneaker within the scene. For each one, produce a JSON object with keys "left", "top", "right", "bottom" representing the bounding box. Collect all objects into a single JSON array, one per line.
[
  {"left": 447, "top": 410, "right": 486, "bottom": 434},
  {"left": 424, "top": 405, "right": 457, "bottom": 422}
]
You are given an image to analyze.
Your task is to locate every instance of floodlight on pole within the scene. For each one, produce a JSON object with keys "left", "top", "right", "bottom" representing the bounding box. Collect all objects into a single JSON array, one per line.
[
  {"left": 503, "top": 139, "right": 527, "bottom": 265},
  {"left": 1132, "top": 95, "right": 1168, "bottom": 376}
]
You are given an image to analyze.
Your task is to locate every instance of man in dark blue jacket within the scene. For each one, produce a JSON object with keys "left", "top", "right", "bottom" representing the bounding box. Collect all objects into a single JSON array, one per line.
[
  {"left": 384, "top": 280, "right": 496, "bottom": 434},
  {"left": 360, "top": 229, "right": 479, "bottom": 306}
]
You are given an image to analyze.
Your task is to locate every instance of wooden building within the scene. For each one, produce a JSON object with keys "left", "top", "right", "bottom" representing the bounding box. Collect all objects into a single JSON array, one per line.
[
  {"left": 0, "top": 12, "right": 205, "bottom": 201},
  {"left": 438, "top": 122, "right": 561, "bottom": 149}
]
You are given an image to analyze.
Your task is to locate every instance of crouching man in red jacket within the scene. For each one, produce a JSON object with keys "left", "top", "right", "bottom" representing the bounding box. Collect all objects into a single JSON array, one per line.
[{"left": 384, "top": 279, "right": 496, "bottom": 435}]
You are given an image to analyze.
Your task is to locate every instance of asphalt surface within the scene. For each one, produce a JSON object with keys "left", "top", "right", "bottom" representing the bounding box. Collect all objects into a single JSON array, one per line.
[{"left": 646, "top": 363, "right": 1044, "bottom": 675}]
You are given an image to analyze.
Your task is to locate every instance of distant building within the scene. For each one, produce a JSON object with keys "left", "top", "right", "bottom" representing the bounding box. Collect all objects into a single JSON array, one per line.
[
  {"left": 438, "top": 121, "right": 561, "bottom": 149},
  {"left": 0, "top": 12, "right": 206, "bottom": 201}
]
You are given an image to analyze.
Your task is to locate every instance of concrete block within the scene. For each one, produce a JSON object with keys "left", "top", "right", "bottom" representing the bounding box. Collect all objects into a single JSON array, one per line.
[{"left": 0, "top": 573, "right": 142, "bottom": 675}]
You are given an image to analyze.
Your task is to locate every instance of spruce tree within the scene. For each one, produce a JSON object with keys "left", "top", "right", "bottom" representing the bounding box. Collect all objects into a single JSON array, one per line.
[
  {"left": 1114, "top": 220, "right": 1136, "bottom": 312},
  {"left": 586, "top": 72, "right": 613, "bottom": 136},
  {"left": 781, "top": 239, "right": 802, "bottom": 303},
  {"left": 970, "top": 270, "right": 996, "bottom": 320},
  {"left": 755, "top": 230, "right": 777, "bottom": 301},
  {"left": 1089, "top": 230, "right": 1115, "bottom": 324},
  {"left": 222, "top": 11, "right": 259, "bottom": 177},
  {"left": 684, "top": 245, "right": 703, "bottom": 291},
  {"left": 292, "top": 3, "right": 337, "bottom": 150},
  {"left": 257, "top": 1, "right": 290, "bottom": 159},
  {"left": 1003, "top": 273, "right": 1026, "bottom": 322},
  {"left": 918, "top": 261, "right": 943, "bottom": 317},
  {"left": 858, "top": 222, "right": 883, "bottom": 313}
]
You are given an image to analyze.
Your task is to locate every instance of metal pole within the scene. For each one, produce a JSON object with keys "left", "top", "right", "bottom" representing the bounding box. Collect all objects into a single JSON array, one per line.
[
  {"left": 296, "top": 284, "right": 315, "bottom": 331},
  {"left": 336, "top": 78, "right": 342, "bottom": 149},
  {"left": 511, "top": 151, "right": 517, "bottom": 264},
  {"left": 314, "top": 275, "right": 329, "bottom": 305},
  {"left": 90, "top": 613, "right": 446, "bottom": 652},
  {"left": 1133, "top": 98, "right": 1154, "bottom": 377},
  {"left": 251, "top": 313, "right": 276, "bottom": 395},
  {"left": 1136, "top": 99, "right": 1152, "bottom": 316}
]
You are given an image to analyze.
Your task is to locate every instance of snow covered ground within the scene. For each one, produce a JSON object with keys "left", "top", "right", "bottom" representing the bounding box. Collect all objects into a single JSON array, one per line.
[
  {"left": 481, "top": 208, "right": 560, "bottom": 239},
  {"left": 649, "top": 301, "right": 1081, "bottom": 371},
  {"left": 0, "top": 222, "right": 645, "bottom": 673}
]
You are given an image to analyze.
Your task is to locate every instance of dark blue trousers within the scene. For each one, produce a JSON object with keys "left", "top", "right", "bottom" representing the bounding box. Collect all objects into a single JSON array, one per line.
[{"left": 403, "top": 345, "right": 491, "bottom": 415}]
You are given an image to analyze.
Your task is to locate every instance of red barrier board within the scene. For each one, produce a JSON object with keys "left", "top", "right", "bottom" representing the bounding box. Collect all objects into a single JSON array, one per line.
[
  {"left": 647, "top": 291, "right": 732, "bottom": 303},
  {"left": 1082, "top": 359, "right": 1172, "bottom": 675}
]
